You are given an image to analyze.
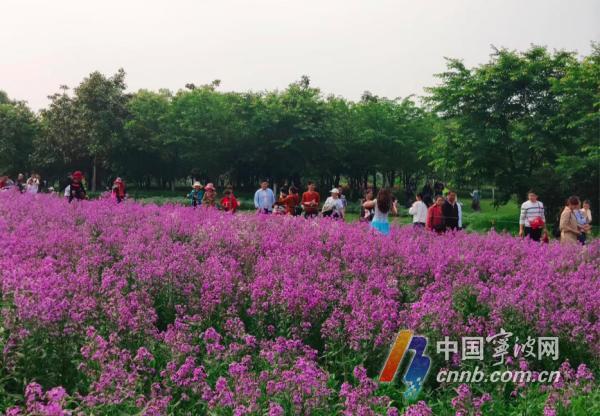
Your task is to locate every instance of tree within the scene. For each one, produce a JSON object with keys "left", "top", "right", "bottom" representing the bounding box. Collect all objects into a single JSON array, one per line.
[
  {"left": 34, "top": 86, "right": 87, "bottom": 183},
  {"left": 426, "top": 45, "right": 598, "bottom": 218},
  {"left": 74, "top": 69, "right": 129, "bottom": 191},
  {"left": 0, "top": 92, "right": 38, "bottom": 175},
  {"left": 121, "top": 89, "right": 172, "bottom": 188},
  {"left": 551, "top": 43, "right": 600, "bottom": 220}
]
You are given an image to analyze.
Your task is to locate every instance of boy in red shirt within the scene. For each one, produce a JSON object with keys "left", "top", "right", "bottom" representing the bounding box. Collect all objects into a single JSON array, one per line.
[
  {"left": 220, "top": 188, "right": 239, "bottom": 213},
  {"left": 301, "top": 182, "right": 320, "bottom": 218}
]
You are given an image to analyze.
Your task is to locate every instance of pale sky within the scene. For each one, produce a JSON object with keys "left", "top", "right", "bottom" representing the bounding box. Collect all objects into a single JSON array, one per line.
[{"left": 1, "top": 0, "right": 598, "bottom": 110}]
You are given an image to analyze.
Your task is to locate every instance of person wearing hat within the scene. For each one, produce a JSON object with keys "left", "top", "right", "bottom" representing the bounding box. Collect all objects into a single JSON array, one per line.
[
  {"left": 254, "top": 180, "right": 275, "bottom": 214},
  {"left": 518, "top": 190, "right": 546, "bottom": 241},
  {"left": 111, "top": 177, "right": 126, "bottom": 203},
  {"left": 187, "top": 182, "right": 204, "bottom": 208},
  {"left": 202, "top": 183, "right": 217, "bottom": 207},
  {"left": 67, "top": 171, "right": 87, "bottom": 203},
  {"left": 321, "top": 188, "right": 345, "bottom": 220}
]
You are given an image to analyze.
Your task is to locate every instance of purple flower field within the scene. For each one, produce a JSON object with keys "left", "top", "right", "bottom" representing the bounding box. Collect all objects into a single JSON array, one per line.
[{"left": 0, "top": 192, "right": 598, "bottom": 415}]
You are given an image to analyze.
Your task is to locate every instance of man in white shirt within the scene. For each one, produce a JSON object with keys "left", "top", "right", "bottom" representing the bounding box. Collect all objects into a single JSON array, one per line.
[
  {"left": 408, "top": 193, "right": 428, "bottom": 227},
  {"left": 519, "top": 190, "right": 546, "bottom": 241},
  {"left": 254, "top": 180, "right": 275, "bottom": 214}
]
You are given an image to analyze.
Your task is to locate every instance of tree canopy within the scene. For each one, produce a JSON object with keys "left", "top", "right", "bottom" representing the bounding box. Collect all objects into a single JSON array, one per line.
[{"left": 1, "top": 44, "right": 597, "bottom": 216}]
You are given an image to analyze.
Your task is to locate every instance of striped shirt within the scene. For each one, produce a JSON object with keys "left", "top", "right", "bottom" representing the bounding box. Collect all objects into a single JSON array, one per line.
[{"left": 519, "top": 200, "right": 545, "bottom": 226}]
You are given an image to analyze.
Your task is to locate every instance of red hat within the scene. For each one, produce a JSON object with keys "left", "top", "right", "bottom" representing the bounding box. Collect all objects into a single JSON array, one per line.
[
  {"left": 530, "top": 217, "right": 545, "bottom": 230},
  {"left": 205, "top": 183, "right": 215, "bottom": 191},
  {"left": 72, "top": 171, "right": 83, "bottom": 179}
]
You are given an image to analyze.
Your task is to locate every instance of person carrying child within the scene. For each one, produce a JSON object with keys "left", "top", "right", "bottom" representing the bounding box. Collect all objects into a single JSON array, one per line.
[
  {"left": 67, "top": 171, "right": 87, "bottom": 202},
  {"left": 111, "top": 177, "right": 126, "bottom": 203}
]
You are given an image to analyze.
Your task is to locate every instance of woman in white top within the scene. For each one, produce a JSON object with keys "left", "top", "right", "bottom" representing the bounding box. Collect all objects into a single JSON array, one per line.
[
  {"left": 26, "top": 175, "right": 40, "bottom": 194},
  {"left": 322, "top": 188, "right": 345, "bottom": 220},
  {"left": 408, "top": 193, "right": 428, "bottom": 227},
  {"left": 363, "top": 188, "right": 398, "bottom": 235}
]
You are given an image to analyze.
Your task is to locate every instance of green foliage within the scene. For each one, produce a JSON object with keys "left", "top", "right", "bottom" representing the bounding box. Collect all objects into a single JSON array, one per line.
[
  {"left": 2, "top": 44, "right": 597, "bottom": 214},
  {"left": 426, "top": 44, "right": 599, "bottom": 218},
  {"left": 0, "top": 97, "right": 37, "bottom": 175}
]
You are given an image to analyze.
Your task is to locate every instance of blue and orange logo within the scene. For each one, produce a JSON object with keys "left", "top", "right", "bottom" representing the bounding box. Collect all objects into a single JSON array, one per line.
[{"left": 379, "top": 330, "right": 431, "bottom": 400}]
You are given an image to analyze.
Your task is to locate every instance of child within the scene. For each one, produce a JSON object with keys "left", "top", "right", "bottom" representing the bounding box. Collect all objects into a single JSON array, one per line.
[
  {"left": 220, "top": 188, "right": 239, "bottom": 213},
  {"left": 574, "top": 206, "right": 590, "bottom": 245},
  {"left": 68, "top": 171, "right": 87, "bottom": 202},
  {"left": 111, "top": 177, "right": 126, "bottom": 203},
  {"left": 360, "top": 189, "right": 375, "bottom": 222},
  {"left": 202, "top": 183, "right": 217, "bottom": 207},
  {"left": 274, "top": 188, "right": 289, "bottom": 215},
  {"left": 187, "top": 182, "right": 204, "bottom": 208}
]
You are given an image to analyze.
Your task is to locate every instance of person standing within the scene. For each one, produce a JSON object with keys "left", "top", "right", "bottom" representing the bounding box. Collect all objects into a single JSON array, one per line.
[
  {"left": 518, "top": 190, "right": 546, "bottom": 242},
  {"left": 301, "top": 181, "right": 320, "bottom": 218},
  {"left": 363, "top": 188, "right": 398, "bottom": 235},
  {"left": 442, "top": 191, "right": 460, "bottom": 231},
  {"left": 573, "top": 200, "right": 592, "bottom": 245},
  {"left": 277, "top": 185, "right": 300, "bottom": 216},
  {"left": 16, "top": 173, "right": 26, "bottom": 193},
  {"left": 111, "top": 177, "right": 126, "bottom": 203},
  {"left": 26, "top": 174, "right": 40, "bottom": 194},
  {"left": 426, "top": 196, "right": 445, "bottom": 233},
  {"left": 254, "top": 180, "right": 275, "bottom": 214},
  {"left": 560, "top": 196, "right": 583, "bottom": 245},
  {"left": 321, "top": 188, "right": 345, "bottom": 220},
  {"left": 470, "top": 189, "right": 481, "bottom": 211},
  {"left": 67, "top": 171, "right": 87, "bottom": 202},
  {"left": 187, "top": 182, "right": 204, "bottom": 208},
  {"left": 202, "top": 183, "right": 217, "bottom": 208},
  {"left": 580, "top": 200, "right": 593, "bottom": 242},
  {"left": 408, "top": 193, "right": 428, "bottom": 228}
]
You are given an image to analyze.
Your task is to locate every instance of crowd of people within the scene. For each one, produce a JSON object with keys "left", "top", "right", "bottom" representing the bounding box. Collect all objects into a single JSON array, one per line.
[
  {"left": 0, "top": 173, "right": 43, "bottom": 195},
  {"left": 0, "top": 172, "right": 594, "bottom": 242},
  {"left": 187, "top": 179, "right": 398, "bottom": 236}
]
